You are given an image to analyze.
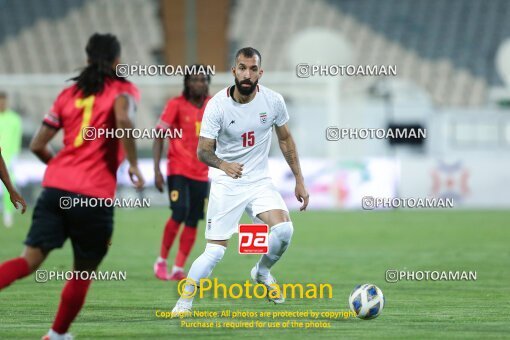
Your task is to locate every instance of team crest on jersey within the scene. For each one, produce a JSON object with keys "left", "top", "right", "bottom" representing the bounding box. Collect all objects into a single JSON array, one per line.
[
  {"left": 170, "top": 190, "right": 179, "bottom": 202},
  {"left": 259, "top": 112, "right": 267, "bottom": 124}
]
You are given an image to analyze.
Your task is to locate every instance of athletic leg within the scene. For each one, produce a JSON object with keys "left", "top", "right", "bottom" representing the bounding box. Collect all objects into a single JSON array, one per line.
[
  {"left": 172, "top": 179, "right": 209, "bottom": 278},
  {"left": 0, "top": 246, "right": 47, "bottom": 289},
  {"left": 49, "top": 258, "right": 99, "bottom": 336},
  {"left": 246, "top": 183, "right": 293, "bottom": 303},
  {"left": 255, "top": 209, "right": 293, "bottom": 277},
  {"left": 46, "top": 200, "right": 113, "bottom": 337},
  {"left": 172, "top": 181, "right": 246, "bottom": 314},
  {"left": 2, "top": 188, "right": 65, "bottom": 290},
  {"left": 156, "top": 175, "right": 189, "bottom": 280}
]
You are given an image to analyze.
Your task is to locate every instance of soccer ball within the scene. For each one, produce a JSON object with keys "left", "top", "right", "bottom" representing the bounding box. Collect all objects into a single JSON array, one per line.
[{"left": 348, "top": 283, "right": 385, "bottom": 319}]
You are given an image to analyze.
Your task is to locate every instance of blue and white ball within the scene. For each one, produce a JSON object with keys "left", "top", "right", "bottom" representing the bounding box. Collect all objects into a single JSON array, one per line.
[{"left": 348, "top": 284, "right": 385, "bottom": 319}]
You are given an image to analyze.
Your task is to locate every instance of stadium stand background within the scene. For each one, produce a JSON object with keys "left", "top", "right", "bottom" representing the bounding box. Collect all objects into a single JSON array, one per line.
[
  {"left": 0, "top": 0, "right": 509, "bottom": 207},
  {"left": 1, "top": 0, "right": 509, "bottom": 140}
]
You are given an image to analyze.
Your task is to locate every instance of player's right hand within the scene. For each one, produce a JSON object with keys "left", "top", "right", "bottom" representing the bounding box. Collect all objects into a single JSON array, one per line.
[
  {"left": 129, "top": 165, "right": 145, "bottom": 189},
  {"left": 9, "top": 190, "right": 27, "bottom": 214},
  {"left": 155, "top": 170, "right": 165, "bottom": 192},
  {"left": 220, "top": 161, "right": 244, "bottom": 179}
]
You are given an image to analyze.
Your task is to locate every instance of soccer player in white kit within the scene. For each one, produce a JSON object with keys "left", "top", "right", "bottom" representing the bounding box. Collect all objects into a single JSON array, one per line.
[{"left": 172, "top": 47, "right": 309, "bottom": 313}]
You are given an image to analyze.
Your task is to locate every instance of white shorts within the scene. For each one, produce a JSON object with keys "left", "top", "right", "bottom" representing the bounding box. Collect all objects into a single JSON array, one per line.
[{"left": 205, "top": 180, "right": 289, "bottom": 240}]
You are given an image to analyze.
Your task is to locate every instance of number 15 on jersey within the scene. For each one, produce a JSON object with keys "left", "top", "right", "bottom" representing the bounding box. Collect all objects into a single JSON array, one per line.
[{"left": 241, "top": 131, "right": 255, "bottom": 147}]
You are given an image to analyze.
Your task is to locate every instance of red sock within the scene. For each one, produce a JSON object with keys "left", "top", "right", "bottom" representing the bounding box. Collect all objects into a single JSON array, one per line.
[
  {"left": 160, "top": 218, "right": 181, "bottom": 259},
  {"left": 175, "top": 226, "right": 197, "bottom": 268},
  {"left": 0, "top": 257, "right": 30, "bottom": 289},
  {"left": 52, "top": 277, "right": 92, "bottom": 334}
]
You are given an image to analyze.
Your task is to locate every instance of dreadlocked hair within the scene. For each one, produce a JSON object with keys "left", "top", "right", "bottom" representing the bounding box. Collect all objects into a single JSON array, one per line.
[
  {"left": 183, "top": 64, "right": 211, "bottom": 100},
  {"left": 71, "top": 33, "right": 125, "bottom": 97}
]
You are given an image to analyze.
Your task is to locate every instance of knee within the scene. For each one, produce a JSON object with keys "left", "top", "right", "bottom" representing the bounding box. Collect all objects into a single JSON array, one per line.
[
  {"left": 272, "top": 221, "right": 294, "bottom": 241},
  {"left": 26, "top": 261, "right": 41, "bottom": 273},
  {"left": 21, "top": 247, "right": 48, "bottom": 273},
  {"left": 185, "top": 207, "right": 204, "bottom": 227},
  {"left": 184, "top": 219, "right": 199, "bottom": 228},
  {"left": 73, "top": 258, "right": 102, "bottom": 272},
  {"left": 22, "top": 256, "right": 40, "bottom": 273},
  {"left": 171, "top": 207, "right": 188, "bottom": 223},
  {"left": 203, "top": 242, "right": 226, "bottom": 264}
]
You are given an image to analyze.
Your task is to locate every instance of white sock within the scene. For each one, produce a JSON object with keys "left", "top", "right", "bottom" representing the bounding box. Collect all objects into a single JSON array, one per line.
[
  {"left": 48, "top": 329, "right": 68, "bottom": 340},
  {"left": 172, "top": 265, "right": 183, "bottom": 272},
  {"left": 257, "top": 222, "right": 294, "bottom": 277},
  {"left": 3, "top": 212, "right": 13, "bottom": 228},
  {"left": 157, "top": 256, "right": 166, "bottom": 263},
  {"left": 179, "top": 243, "right": 226, "bottom": 304}
]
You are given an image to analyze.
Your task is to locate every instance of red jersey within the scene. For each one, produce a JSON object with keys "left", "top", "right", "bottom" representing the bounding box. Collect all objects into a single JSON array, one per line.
[
  {"left": 42, "top": 79, "right": 140, "bottom": 198},
  {"left": 156, "top": 95, "right": 210, "bottom": 181}
]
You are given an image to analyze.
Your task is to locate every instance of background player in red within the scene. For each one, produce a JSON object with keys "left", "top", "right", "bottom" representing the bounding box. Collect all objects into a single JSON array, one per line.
[
  {"left": 153, "top": 68, "right": 211, "bottom": 281},
  {"left": 0, "top": 33, "right": 144, "bottom": 340}
]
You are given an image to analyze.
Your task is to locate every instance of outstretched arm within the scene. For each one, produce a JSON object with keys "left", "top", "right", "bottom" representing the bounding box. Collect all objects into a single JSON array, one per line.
[{"left": 275, "top": 123, "right": 309, "bottom": 211}]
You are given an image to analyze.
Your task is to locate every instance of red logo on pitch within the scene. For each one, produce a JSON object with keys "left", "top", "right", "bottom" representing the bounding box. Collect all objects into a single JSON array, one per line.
[{"left": 238, "top": 224, "right": 269, "bottom": 254}]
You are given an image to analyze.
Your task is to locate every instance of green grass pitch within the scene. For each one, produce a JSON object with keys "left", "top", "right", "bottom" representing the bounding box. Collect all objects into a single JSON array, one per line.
[{"left": 0, "top": 208, "right": 509, "bottom": 339}]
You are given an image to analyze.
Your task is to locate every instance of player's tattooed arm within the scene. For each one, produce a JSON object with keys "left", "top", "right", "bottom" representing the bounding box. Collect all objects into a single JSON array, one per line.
[
  {"left": 197, "top": 137, "right": 243, "bottom": 178},
  {"left": 30, "top": 124, "right": 58, "bottom": 164},
  {"left": 276, "top": 124, "right": 303, "bottom": 180},
  {"left": 197, "top": 136, "right": 223, "bottom": 168},
  {"left": 276, "top": 123, "right": 309, "bottom": 210}
]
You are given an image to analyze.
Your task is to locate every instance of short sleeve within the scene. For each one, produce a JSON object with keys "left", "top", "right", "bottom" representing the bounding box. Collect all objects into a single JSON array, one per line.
[
  {"left": 117, "top": 81, "right": 140, "bottom": 120},
  {"left": 200, "top": 98, "right": 222, "bottom": 139},
  {"left": 43, "top": 92, "right": 65, "bottom": 130},
  {"left": 274, "top": 93, "right": 289, "bottom": 127},
  {"left": 117, "top": 81, "right": 140, "bottom": 103},
  {"left": 156, "top": 99, "right": 178, "bottom": 131}
]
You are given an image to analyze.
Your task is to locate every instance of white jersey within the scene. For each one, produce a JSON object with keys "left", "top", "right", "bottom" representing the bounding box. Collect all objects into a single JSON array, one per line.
[{"left": 200, "top": 84, "right": 289, "bottom": 185}]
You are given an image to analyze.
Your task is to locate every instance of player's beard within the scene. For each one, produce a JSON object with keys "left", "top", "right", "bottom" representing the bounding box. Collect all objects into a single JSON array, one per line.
[{"left": 235, "top": 77, "right": 258, "bottom": 96}]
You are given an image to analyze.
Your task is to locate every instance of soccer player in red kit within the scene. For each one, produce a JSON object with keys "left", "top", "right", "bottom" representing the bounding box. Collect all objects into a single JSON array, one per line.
[
  {"left": 153, "top": 69, "right": 211, "bottom": 280},
  {"left": 0, "top": 33, "right": 144, "bottom": 340}
]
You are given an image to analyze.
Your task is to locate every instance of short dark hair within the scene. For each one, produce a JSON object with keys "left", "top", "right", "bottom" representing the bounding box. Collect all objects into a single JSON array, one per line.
[
  {"left": 234, "top": 47, "right": 262, "bottom": 66},
  {"left": 0, "top": 91, "right": 7, "bottom": 99}
]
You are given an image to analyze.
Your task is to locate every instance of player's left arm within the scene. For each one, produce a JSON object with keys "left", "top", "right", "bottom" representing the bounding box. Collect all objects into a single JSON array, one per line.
[
  {"left": 0, "top": 149, "right": 26, "bottom": 213},
  {"left": 275, "top": 123, "right": 309, "bottom": 211},
  {"left": 29, "top": 124, "right": 58, "bottom": 164}
]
